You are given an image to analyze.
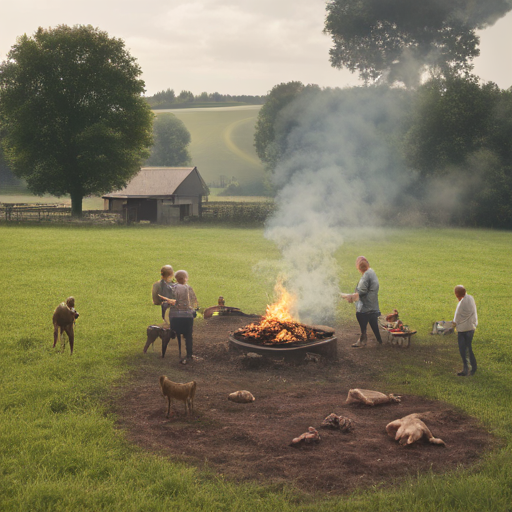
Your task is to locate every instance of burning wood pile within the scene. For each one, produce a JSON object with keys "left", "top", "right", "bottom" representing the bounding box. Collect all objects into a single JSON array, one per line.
[{"left": 233, "top": 284, "right": 333, "bottom": 346}]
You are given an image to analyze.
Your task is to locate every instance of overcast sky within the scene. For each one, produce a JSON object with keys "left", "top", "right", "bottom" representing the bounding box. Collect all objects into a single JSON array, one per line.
[{"left": 2, "top": 0, "right": 512, "bottom": 97}]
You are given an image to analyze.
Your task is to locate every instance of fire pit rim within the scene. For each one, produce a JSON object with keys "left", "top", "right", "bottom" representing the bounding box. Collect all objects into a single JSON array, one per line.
[{"left": 228, "top": 333, "right": 337, "bottom": 355}]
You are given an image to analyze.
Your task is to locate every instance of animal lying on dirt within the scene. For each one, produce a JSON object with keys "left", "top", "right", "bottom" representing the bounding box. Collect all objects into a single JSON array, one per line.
[
  {"left": 321, "top": 413, "right": 353, "bottom": 432},
  {"left": 228, "top": 390, "right": 255, "bottom": 403},
  {"left": 159, "top": 376, "right": 196, "bottom": 418},
  {"left": 345, "top": 388, "right": 401, "bottom": 406},
  {"left": 52, "top": 297, "right": 79, "bottom": 355},
  {"left": 386, "top": 413, "right": 446, "bottom": 446},
  {"left": 290, "top": 427, "right": 320, "bottom": 447}
]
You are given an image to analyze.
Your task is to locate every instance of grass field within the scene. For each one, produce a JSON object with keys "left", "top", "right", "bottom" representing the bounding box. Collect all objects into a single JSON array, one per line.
[
  {"left": 157, "top": 106, "right": 266, "bottom": 194},
  {"left": 0, "top": 224, "right": 510, "bottom": 511}
]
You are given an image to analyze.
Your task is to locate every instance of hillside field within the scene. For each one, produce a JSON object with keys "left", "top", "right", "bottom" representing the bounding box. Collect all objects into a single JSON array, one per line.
[
  {"left": 0, "top": 224, "right": 510, "bottom": 511},
  {"left": 157, "top": 105, "right": 266, "bottom": 194}
]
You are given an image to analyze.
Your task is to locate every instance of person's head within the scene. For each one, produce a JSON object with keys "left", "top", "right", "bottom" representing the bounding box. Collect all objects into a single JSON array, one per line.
[
  {"left": 160, "top": 265, "right": 174, "bottom": 282},
  {"left": 175, "top": 270, "right": 189, "bottom": 284},
  {"left": 454, "top": 285, "right": 466, "bottom": 300},
  {"left": 356, "top": 256, "right": 369, "bottom": 274}
]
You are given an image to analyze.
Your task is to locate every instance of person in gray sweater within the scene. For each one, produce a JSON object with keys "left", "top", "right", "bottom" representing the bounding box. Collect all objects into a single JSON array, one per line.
[{"left": 342, "top": 256, "right": 383, "bottom": 347}]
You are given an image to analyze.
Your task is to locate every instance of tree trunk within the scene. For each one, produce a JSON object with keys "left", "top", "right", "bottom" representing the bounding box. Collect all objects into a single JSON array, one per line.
[{"left": 70, "top": 192, "right": 83, "bottom": 218}]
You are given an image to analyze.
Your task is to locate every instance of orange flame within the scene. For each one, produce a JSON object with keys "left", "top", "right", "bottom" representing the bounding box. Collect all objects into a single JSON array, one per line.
[{"left": 262, "top": 281, "right": 297, "bottom": 324}]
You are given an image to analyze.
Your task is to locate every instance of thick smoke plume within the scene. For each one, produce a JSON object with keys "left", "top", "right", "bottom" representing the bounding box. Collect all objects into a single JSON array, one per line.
[{"left": 264, "top": 86, "right": 408, "bottom": 324}]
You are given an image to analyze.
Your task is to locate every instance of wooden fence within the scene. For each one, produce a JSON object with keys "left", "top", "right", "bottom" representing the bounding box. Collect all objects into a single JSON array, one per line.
[{"left": 0, "top": 204, "right": 123, "bottom": 223}]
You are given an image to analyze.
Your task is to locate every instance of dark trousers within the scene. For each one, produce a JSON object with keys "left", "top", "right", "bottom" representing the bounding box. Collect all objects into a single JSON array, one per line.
[
  {"left": 356, "top": 312, "right": 383, "bottom": 343},
  {"left": 457, "top": 330, "right": 477, "bottom": 374},
  {"left": 171, "top": 317, "right": 194, "bottom": 359}
]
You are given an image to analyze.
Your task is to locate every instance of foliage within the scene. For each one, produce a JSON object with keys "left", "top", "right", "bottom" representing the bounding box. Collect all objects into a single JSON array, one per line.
[
  {"left": 146, "top": 89, "right": 266, "bottom": 109},
  {"left": 0, "top": 144, "right": 23, "bottom": 188},
  {"left": 0, "top": 25, "right": 154, "bottom": 217},
  {"left": 254, "top": 81, "right": 309, "bottom": 169},
  {"left": 0, "top": 225, "right": 510, "bottom": 511},
  {"left": 145, "top": 113, "right": 191, "bottom": 167},
  {"left": 403, "top": 76, "right": 512, "bottom": 227},
  {"left": 324, "top": 0, "right": 512, "bottom": 86}
]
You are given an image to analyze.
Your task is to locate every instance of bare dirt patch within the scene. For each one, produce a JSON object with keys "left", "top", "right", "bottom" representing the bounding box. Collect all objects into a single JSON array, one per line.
[{"left": 113, "top": 316, "right": 493, "bottom": 495}]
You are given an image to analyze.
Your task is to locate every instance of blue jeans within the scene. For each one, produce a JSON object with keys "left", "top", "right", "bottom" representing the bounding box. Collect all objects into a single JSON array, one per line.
[{"left": 457, "top": 330, "right": 477, "bottom": 374}]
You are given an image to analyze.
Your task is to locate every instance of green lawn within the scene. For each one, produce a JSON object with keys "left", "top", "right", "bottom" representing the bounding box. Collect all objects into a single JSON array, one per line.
[{"left": 0, "top": 224, "right": 510, "bottom": 511}]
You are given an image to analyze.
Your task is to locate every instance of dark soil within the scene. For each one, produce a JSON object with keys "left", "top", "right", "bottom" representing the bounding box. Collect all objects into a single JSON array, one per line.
[{"left": 112, "top": 316, "right": 494, "bottom": 495}]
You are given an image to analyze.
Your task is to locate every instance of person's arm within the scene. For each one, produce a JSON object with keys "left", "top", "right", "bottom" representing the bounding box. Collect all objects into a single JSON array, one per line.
[
  {"left": 188, "top": 287, "right": 198, "bottom": 310},
  {"left": 152, "top": 281, "right": 162, "bottom": 305},
  {"left": 356, "top": 272, "right": 370, "bottom": 298}
]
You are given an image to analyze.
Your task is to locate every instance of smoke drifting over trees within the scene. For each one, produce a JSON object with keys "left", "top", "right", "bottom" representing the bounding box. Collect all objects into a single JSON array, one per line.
[
  {"left": 263, "top": 86, "right": 411, "bottom": 323},
  {"left": 324, "top": 0, "right": 512, "bottom": 86}
]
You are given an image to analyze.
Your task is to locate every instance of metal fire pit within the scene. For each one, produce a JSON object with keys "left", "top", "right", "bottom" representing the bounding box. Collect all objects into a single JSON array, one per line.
[{"left": 229, "top": 330, "right": 337, "bottom": 361}]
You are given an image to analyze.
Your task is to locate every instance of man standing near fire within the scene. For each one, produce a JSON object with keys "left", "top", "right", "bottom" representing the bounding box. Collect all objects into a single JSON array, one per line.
[
  {"left": 341, "top": 256, "right": 383, "bottom": 347},
  {"left": 453, "top": 285, "right": 478, "bottom": 376}
]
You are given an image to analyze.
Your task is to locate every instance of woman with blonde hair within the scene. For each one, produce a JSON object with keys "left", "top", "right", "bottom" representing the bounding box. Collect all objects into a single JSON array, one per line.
[{"left": 342, "top": 256, "right": 383, "bottom": 347}]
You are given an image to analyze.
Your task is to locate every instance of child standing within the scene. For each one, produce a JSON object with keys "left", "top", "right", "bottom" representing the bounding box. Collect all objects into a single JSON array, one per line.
[{"left": 162, "top": 270, "right": 198, "bottom": 364}]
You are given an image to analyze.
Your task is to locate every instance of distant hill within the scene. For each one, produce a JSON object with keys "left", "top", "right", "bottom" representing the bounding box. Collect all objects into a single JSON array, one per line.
[{"left": 159, "top": 105, "right": 267, "bottom": 195}]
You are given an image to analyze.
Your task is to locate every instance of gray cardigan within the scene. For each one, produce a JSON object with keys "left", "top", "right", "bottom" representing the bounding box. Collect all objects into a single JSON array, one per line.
[{"left": 355, "top": 268, "right": 380, "bottom": 314}]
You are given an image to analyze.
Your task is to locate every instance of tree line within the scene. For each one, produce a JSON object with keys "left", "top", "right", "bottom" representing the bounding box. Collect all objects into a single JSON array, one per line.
[
  {"left": 254, "top": 79, "right": 512, "bottom": 229},
  {"left": 251, "top": 1, "right": 512, "bottom": 229},
  {"left": 146, "top": 89, "right": 266, "bottom": 109}
]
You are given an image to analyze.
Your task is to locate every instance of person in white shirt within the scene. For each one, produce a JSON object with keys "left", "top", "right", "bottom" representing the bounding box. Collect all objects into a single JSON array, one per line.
[{"left": 453, "top": 285, "right": 478, "bottom": 376}]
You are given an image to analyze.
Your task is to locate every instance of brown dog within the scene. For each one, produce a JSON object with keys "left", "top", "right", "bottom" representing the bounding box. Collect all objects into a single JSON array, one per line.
[{"left": 52, "top": 297, "right": 79, "bottom": 355}]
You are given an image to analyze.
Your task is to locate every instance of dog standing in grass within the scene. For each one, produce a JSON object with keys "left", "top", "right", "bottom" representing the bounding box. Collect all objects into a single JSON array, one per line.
[
  {"left": 159, "top": 376, "right": 196, "bottom": 417},
  {"left": 53, "top": 297, "right": 79, "bottom": 355}
]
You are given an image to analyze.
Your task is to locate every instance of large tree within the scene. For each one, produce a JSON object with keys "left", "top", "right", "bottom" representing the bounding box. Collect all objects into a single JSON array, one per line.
[
  {"left": 0, "top": 25, "right": 153, "bottom": 216},
  {"left": 145, "top": 113, "right": 191, "bottom": 167},
  {"left": 403, "top": 76, "right": 512, "bottom": 227},
  {"left": 324, "top": 0, "right": 512, "bottom": 87},
  {"left": 254, "top": 81, "right": 308, "bottom": 169}
]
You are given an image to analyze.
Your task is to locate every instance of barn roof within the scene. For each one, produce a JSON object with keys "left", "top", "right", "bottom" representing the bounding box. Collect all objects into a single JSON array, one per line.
[{"left": 102, "top": 167, "right": 209, "bottom": 198}]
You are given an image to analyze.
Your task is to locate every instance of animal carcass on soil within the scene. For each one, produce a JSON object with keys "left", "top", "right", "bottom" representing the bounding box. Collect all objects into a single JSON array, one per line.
[
  {"left": 345, "top": 388, "right": 401, "bottom": 406},
  {"left": 386, "top": 413, "right": 445, "bottom": 446}
]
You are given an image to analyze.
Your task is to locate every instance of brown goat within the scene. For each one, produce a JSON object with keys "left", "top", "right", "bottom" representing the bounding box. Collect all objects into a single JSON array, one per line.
[
  {"left": 159, "top": 376, "right": 196, "bottom": 418},
  {"left": 52, "top": 297, "right": 79, "bottom": 355}
]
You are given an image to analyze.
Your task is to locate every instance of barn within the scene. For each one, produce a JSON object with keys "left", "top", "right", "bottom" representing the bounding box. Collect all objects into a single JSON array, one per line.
[{"left": 102, "top": 167, "right": 209, "bottom": 224}]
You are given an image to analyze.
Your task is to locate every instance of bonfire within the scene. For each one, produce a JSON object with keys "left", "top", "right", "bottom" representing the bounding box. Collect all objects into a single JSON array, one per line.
[{"left": 234, "top": 282, "right": 332, "bottom": 345}]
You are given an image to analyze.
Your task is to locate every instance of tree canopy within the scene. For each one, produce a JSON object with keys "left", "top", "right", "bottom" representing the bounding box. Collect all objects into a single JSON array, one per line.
[
  {"left": 324, "top": 0, "right": 512, "bottom": 86},
  {"left": 254, "top": 81, "right": 307, "bottom": 168},
  {"left": 403, "top": 76, "right": 512, "bottom": 227},
  {"left": 0, "top": 25, "right": 153, "bottom": 216},
  {"left": 145, "top": 113, "right": 191, "bottom": 167}
]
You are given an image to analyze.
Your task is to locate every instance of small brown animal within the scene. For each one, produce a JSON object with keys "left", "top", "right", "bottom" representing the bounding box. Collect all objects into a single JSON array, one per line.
[
  {"left": 52, "top": 297, "right": 79, "bottom": 355},
  {"left": 228, "top": 390, "right": 255, "bottom": 403},
  {"left": 159, "top": 375, "right": 196, "bottom": 417},
  {"left": 290, "top": 427, "right": 321, "bottom": 447},
  {"left": 386, "top": 413, "right": 446, "bottom": 446},
  {"left": 385, "top": 309, "right": 399, "bottom": 322},
  {"left": 345, "top": 388, "right": 401, "bottom": 406}
]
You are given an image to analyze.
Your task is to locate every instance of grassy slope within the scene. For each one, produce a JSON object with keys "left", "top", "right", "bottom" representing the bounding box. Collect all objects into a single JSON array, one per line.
[
  {"left": 0, "top": 225, "right": 510, "bottom": 511},
  {"left": 157, "top": 106, "right": 266, "bottom": 192}
]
